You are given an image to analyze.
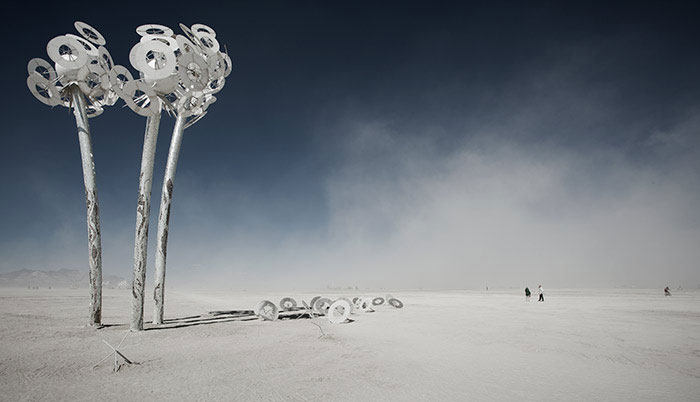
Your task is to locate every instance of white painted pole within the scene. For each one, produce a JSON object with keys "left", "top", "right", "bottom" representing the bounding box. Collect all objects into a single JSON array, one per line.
[
  {"left": 153, "top": 112, "right": 186, "bottom": 325},
  {"left": 130, "top": 111, "right": 161, "bottom": 331},
  {"left": 70, "top": 86, "right": 103, "bottom": 326}
]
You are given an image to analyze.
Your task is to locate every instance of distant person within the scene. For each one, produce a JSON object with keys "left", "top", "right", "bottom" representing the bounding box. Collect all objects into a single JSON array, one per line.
[
  {"left": 538, "top": 285, "right": 544, "bottom": 302},
  {"left": 525, "top": 287, "right": 531, "bottom": 302},
  {"left": 664, "top": 286, "right": 671, "bottom": 297}
]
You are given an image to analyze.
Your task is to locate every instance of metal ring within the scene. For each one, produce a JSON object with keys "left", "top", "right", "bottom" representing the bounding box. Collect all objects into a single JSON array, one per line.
[
  {"left": 222, "top": 52, "right": 233, "bottom": 77},
  {"left": 130, "top": 41, "right": 177, "bottom": 81},
  {"left": 313, "top": 297, "right": 332, "bottom": 315},
  {"left": 66, "top": 33, "right": 99, "bottom": 57},
  {"left": 47, "top": 35, "right": 89, "bottom": 70},
  {"left": 27, "top": 58, "right": 57, "bottom": 82},
  {"left": 388, "top": 298, "right": 404, "bottom": 308},
  {"left": 136, "top": 24, "right": 174, "bottom": 37},
  {"left": 27, "top": 74, "right": 61, "bottom": 106},
  {"left": 191, "top": 23, "right": 216, "bottom": 38},
  {"left": 97, "top": 46, "right": 114, "bottom": 71},
  {"left": 74, "top": 21, "right": 106, "bottom": 46},
  {"left": 179, "top": 23, "right": 199, "bottom": 44},
  {"left": 121, "top": 80, "right": 161, "bottom": 117},
  {"left": 372, "top": 297, "right": 385, "bottom": 306},
  {"left": 140, "top": 34, "right": 179, "bottom": 53},
  {"left": 328, "top": 299, "right": 351, "bottom": 324},
  {"left": 108, "top": 65, "right": 134, "bottom": 95},
  {"left": 193, "top": 32, "right": 219, "bottom": 55},
  {"left": 279, "top": 297, "right": 297, "bottom": 311},
  {"left": 177, "top": 52, "right": 209, "bottom": 91},
  {"left": 255, "top": 300, "right": 279, "bottom": 321}
]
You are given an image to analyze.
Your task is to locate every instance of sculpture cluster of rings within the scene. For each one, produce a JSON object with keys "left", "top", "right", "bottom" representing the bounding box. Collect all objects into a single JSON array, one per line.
[
  {"left": 254, "top": 295, "right": 404, "bottom": 324},
  {"left": 26, "top": 21, "right": 231, "bottom": 329}
]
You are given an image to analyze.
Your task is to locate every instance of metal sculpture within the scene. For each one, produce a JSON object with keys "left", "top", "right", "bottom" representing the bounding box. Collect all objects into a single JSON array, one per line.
[
  {"left": 112, "top": 23, "right": 231, "bottom": 327},
  {"left": 26, "top": 22, "right": 120, "bottom": 326}
]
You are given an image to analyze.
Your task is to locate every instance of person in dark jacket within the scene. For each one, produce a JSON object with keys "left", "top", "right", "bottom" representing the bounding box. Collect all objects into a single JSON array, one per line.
[{"left": 525, "top": 287, "right": 531, "bottom": 302}]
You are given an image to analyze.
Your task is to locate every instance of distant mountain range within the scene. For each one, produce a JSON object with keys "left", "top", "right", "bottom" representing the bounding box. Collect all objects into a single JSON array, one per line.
[{"left": 0, "top": 269, "right": 126, "bottom": 289}]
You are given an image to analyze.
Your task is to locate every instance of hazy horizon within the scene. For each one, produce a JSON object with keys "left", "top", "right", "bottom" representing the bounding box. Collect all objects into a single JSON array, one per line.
[{"left": 1, "top": 2, "right": 699, "bottom": 290}]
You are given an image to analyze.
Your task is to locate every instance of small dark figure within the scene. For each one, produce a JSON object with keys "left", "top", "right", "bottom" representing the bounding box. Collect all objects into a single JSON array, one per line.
[
  {"left": 538, "top": 285, "right": 544, "bottom": 302},
  {"left": 525, "top": 287, "right": 531, "bottom": 302},
  {"left": 664, "top": 286, "right": 671, "bottom": 297}
]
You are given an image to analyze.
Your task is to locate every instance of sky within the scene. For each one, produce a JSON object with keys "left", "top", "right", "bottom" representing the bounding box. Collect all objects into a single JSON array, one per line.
[{"left": 0, "top": 1, "right": 699, "bottom": 289}]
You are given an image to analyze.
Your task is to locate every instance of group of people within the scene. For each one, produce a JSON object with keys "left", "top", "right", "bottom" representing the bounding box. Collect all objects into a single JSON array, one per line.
[{"left": 524, "top": 285, "right": 544, "bottom": 302}]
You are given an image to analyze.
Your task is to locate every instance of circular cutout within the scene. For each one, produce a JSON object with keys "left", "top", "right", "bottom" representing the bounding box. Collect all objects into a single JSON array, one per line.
[
  {"left": 313, "top": 297, "right": 332, "bottom": 315},
  {"left": 388, "top": 298, "right": 404, "bottom": 308},
  {"left": 372, "top": 297, "right": 385, "bottom": 306},
  {"left": 279, "top": 297, "right": 297, "bottom": 311},
  {"left": 47, "top": 35, "right": 89, "bottom": 70},
  {"left": 191, "top": 23, "right": 216, "bottom": 37},
  {"left": 130, "top": 41, "right": 176, "bottom": 81},
  {"left": 74, "top": 21, "right": 106, "bottom": 46},
  {"left": 136, "top": 24, "right": 174, "bottom": 37},
  {"left": 256, "top": 300, "right": 278, "bottom": 321},
  {"left": 328, "top": 299, "right": 351, "bottom": 324}
]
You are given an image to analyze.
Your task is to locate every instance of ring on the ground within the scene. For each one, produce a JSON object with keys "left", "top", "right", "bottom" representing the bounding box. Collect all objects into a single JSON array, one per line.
[
  {"left": 372, "top": 297, "right": 385, "bottom": 306},
  {"left": 328, "top": 299, "right": 351, "bottom": 324},
  {"left": 388, "top": 298, "right": 403, "bottom": 308},
  {"left": 279, "top": 297, "right": 297, "bottom": 311},
  {"left": 313, "top": 297, "right": 332, "bottom": 315},
  {"left": 255, "top": 300, "right": 278, "bottom": 321}
]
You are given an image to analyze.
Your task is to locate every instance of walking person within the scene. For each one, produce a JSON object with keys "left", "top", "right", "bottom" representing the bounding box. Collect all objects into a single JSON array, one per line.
[
  {"left": 664, "top": 286, "right": 671, "bottom": 297},
  {"left": 525, "top": 286, "right": 531, "bottom": 302},
  {"left": 538, "top": 284, "right": 544, "bottom": 302}
]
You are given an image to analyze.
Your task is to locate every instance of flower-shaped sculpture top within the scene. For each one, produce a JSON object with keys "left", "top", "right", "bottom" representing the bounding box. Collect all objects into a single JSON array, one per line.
[
  {"left": 115, "top": 23, "right": 232, "bottom": 127},
  {"left": 26, "top": 22, "right": 119, "bottom": 118}
]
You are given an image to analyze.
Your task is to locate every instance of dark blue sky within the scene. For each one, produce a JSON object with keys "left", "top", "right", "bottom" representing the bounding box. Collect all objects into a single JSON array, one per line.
[{"left": 1, "top": 1, "right": 699, "bottom": 288}]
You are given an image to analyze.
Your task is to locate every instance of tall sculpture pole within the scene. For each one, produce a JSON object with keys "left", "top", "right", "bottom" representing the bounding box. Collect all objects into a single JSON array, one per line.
[
  {"left": 153, "top": 112, "right": 185, "bottom": 324},
  {"left": 129, "top": 111, "right": 161, "bottom": 331},
  {"left": 26, "top": 22, "right": 119, "bottom": 326},
  {"left": 115, "top": 23, "right": 231, "bottom": 327}
]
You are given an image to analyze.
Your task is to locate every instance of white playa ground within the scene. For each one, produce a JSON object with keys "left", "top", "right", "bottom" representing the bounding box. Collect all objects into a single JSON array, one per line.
[{"left": 0, "top": 288, "right": 698, "bottom": 401}]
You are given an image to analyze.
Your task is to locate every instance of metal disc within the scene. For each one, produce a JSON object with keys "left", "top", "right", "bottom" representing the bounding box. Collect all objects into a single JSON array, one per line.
[
  {"left": 372, "top": 297, "right": 385, "bottom": 306},
  {"left": 313, "top": 297, "right": 332, "bottom": 315},
  {"left": 337, "top": 297, "right": 355, "bottom": 314},
  {"left": 47, "top": 35, "right": 89, "bottom": 70},
  {"left": 121, "top": 80, "right": 161, "bottom": 117},
  {"left": 279, "top": 297, "right": 297, "bottom": 311},
  {"left": 130, "top": 41, "right": 176, "bottom": 81},
  {"left": 27, "top": 74, "right": 61, "bottom": 106},
  {"left": 177, "top": 52, "right": 209, "bottom": 91},
  {"left": 175, "top": 35, "right": 197, "bottom": 55},
  {"left": 388, "top": 298, "right": 404, "bottom": 308},
  {"left": 191, "top": 23, "right": 216, "bottom": 38},
  {"left": 77, "top": 64, "right": 106, "bottom": 96},
  {"left": 205, "top": 77, "right": 224, "bottom": 95},
  {"left": 256, "top": 300, "right": 278, "bottom": 321},
  {"left": 179, "top": 23, "right": 199, "bottom": 44},
  {"left": 140, "top": 34, "right": 179, "bottom": 53},
  {"left": 66, "top": 33, "right": 99, "bottom": 57},
  {"left": 309, "top": 296, "right": 321, "bottom": 311},
  {"left": 74, "top": 21, "right": 106, "bottom": 46},
  {"left": 97, "top": 46, "right": 114, "bottom": 71},
  {"left": 193, "top": 32, "right": 219, "bottom": 55},
  {"left": 328, "top": 299, "right": 351, "bottom": 324},
  {"left": 108, "top": 65, "right": 133, "bottom": 96},
  {"left": 361, "top": 299, "right": 375, "bottom": 312},
  {"left": 27, "top": 58, "right": 57, "bottom": 82},
  {"left": 136, "top": 24, "right": 174, "bottom": 37}
]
